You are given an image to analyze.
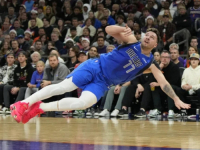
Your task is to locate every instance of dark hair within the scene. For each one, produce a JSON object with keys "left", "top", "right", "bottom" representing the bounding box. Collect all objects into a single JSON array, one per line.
[
  {"left": 146, "top": 28, "right": 160, "bottom": 43},
  {"left": 35, "top": 40, "right": 42, "bottom": 44},
  {"left": 42, "top": 17, "right": 50, "bottom": 23},
  {"left": 38, "top": 6, "right": 43, "bottom": 10},
  {"left": 11, "top": 40, "right": 18, "bottom": 44},
  {"left": 73, "top": 6, "right": 81, "bottom": 11},
  {"left": 100, "top": 16, "right": 108, "bottom": 21},
  {"left": 117, "top": 15, "right": 124, "bottom": 20},
  {"left": 83, "top": 27, "right": 90, "bottom": 33},
  {"left": 97, "top": 36, "right": 105, "bottom": 41},
  {"left": 142, "top": 7, "right": 150, "bottom": 12},
  {"left": 18, "top": 51, "right": 27, "bottom": 58},
  {"left": 68, "top": 46, "right": 80, "bottom": 57},
  {"left": 134, "top": 30, "right": 141, "bottom": 35},
  {"left": 30, "top": 18, "right": 36, "bottom": 21},
  {"left": 191, "top": 36, "right": 198, "bottom": 41},
  {"left": 70, "top": 27, "right": 77, "bottom": 31},
  {"left": 72, "top": 17, "right": 78, "bottom": 21},
  {"left": 161, "top": 50, "right": 170, "bottom": 55}
]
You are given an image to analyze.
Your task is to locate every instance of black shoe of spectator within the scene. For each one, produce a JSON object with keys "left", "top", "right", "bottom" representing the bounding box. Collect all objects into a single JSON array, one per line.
[
  {"left": 94, "top": 108, "right": 101, "bottom": 116},
  {"left": 135, "top": 109, "right": 146, "bottom": 118},
  {"left": 118, "top": 109, "right": 128, "bottom": 117}
]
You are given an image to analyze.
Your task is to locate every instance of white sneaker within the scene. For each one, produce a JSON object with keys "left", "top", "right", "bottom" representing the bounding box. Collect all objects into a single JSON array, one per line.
[
  {"left": 86, "top": 111, "right": 92, "bottom": 116},
  {"left": 99, "top": 109, "right": 110, "bottom": 117},
  {"left": 168, "top": 110, "right": 174, "bottom": 118},
  {"left": 0, "top": 107, "right": 10, "bottom": 114},
  {"left": 147, "top": 110, "right": 153, "bottom": 117},
  {"left": 111, "top": 109, "right": 119, "bottom": 117},
  {"left": 149, "top": 109, "right": 161, "bottom": 118}
]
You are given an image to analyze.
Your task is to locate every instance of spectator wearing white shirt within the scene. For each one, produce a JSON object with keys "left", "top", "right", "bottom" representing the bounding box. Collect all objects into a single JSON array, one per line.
[
  {"left": 65, "top": 17, "right": 82, "bottom": 39},
  {"left": 0, "top": 53, "right": 17, "bottom": 113}
]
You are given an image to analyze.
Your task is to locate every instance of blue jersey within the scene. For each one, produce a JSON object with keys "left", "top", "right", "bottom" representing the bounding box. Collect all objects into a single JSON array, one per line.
[{"left": 99, "top": 42, "right": 154, "bottom": 85}]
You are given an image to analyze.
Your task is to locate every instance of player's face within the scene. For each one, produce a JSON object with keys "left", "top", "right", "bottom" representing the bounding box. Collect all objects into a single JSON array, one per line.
[{"left": 141, "top": 31, "right": 157, "bottom": 50}]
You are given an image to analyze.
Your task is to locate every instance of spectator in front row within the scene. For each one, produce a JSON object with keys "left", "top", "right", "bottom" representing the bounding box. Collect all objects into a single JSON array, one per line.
[
  {"left": 30, "top": 51, "right": 41, "bottom": 68},
  {"left": 3, "top": 51, "right": 34, "bottom": 112},
  {"left": 45, "top": 50, "right": 65, "bottom": 66},
  {"left": 0, "top": 53, "right": 17, "bottom": 113},
  {"left": 181, "top": 53, "right": 200, "bottom": 99},
  {"left": 41, "top": 54, "right": 70, "bottom": 103},
  {"left": 25, "top": 61, "right": 45, "bottom": 99},
  {"left": 170, "top": 46, "right": 184, "bottom": 67}
]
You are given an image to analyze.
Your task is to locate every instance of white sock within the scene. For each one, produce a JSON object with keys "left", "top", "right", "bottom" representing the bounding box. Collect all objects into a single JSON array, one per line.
[
  {"left": 39, "top": 91, "right": 97, "bottom": 111},
  {"left": 22, "top": 77, "right": 78, "bottom": 106}
]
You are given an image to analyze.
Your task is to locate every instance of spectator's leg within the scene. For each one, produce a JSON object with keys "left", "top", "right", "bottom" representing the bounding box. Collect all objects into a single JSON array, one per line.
[
  {"left": 115, "top": 86, "right": 128, "bottom": 110},
  {"left": 152, "top": 87, "right": 163, "bottom": 111},
  {"left": 121, "top": 84, "right": 137, "bottom": 107},
  {"left": 140, "top": 83, "right": 153, "bottom": 110},
  {"left": 3, "top": 85, "right": 13, "bottom": 108},
  {"left": 195, "top": 89, "right": 200, "bottom": 107},
  {"left": 103, "top": 86, "right": 115, "bottom": 111},
  {"left": 100, "top": 91, "right": 108, "bottom": 110},
  {"left": 25, "top": 88, "right": 38, "bottom": 99},
  {"left": 0, "top": 84, "right": 5, "bottom": 106},
  {"left": 16, "top": 87, "right": 27, "bottom": 102}
]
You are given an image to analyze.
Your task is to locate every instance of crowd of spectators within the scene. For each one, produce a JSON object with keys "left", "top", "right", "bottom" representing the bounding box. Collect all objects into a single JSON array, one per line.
[{"left": 0, "top": 0, "right": 200, "bottom": 119}]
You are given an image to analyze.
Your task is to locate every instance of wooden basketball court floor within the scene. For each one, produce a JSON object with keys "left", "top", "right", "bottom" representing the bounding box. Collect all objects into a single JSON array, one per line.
[{"left": 0, "top": 115, "right": 200, "bottom": 150}]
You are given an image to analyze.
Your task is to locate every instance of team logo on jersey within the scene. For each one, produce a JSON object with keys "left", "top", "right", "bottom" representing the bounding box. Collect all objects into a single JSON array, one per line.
[{"left": 123, "top": 48, "right": 143, "bottom": 73}]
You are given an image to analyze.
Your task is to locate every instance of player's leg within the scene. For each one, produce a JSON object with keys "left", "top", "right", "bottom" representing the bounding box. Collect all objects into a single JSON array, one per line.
[
  {"left": 10, "top": 77, "right": 78, "bottom": 122},
  {"left": 22, "top": 77, "right": 77, "bottom": 106},
  {"left": 22, "top": 91, "right": 97, "bottom": 124}
]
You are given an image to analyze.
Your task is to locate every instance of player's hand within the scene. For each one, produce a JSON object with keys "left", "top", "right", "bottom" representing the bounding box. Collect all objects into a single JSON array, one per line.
[
  {"left": 123, "top": 24, "right": 132, "bottom": 37},
  {"left": 174, "top": 99, "right": 191, "bottom": 110},
  {"left": 114, "top": 85, "right": 121, "bottom": 94}
]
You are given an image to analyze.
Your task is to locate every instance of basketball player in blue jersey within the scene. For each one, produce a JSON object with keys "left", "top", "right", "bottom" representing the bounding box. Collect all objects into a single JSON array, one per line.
[{"left": 11, "top": 25, "right": 190, "bottom": 123}]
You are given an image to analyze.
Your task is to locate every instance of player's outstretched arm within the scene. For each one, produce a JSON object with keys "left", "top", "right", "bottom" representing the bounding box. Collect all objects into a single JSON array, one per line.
[
  {"left": 149, "top": 64, "right": 191, "bottom": 110},
  {"left": 105, "top": 25, "right": 138, "bottom": 44}
]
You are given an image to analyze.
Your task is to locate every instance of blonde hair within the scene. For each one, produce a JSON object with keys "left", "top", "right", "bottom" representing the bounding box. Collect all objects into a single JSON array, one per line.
[{"left": 36, "top": 60, "right": 45, "bottom": 66}]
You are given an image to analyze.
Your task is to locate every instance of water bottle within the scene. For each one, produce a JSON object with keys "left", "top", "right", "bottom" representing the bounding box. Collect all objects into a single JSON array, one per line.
[{"left": 196, "top": 109, "right": 199, "bottom": 121}]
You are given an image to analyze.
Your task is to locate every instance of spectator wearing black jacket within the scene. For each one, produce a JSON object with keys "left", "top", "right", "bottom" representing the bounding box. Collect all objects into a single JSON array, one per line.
[
  {"left": 3, "top": 51, "right": 34, "bottom": 109},
  {"left": 172, "top": 5, "right": 191, "bottom": 32},
  {"left": 17, "top": 35, "right": 30, "bottom": 52}
]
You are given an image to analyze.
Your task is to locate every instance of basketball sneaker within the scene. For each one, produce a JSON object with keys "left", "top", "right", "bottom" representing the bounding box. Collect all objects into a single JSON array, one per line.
[
  {"left": 22, "top": 101, "right": 44, "bottom": 124},
  {"left": 10, "top": 101, "right": 29, "bottom": 123}
]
